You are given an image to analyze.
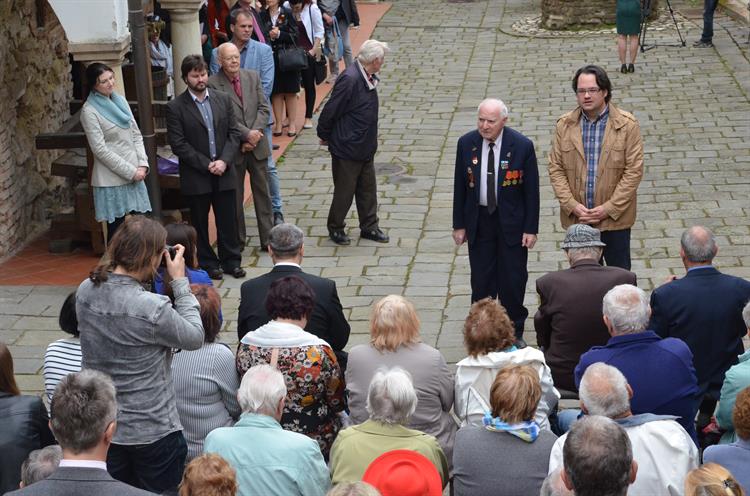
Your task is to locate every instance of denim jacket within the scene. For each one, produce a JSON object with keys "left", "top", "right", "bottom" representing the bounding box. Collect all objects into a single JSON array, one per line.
[{"left": 77, "top": 274, "right": 204, "bottom": 445}]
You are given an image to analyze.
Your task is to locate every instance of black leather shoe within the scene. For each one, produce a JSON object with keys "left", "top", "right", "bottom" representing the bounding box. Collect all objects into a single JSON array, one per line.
[
  {"left": 620, "top": 63, "right": 627, "bottom": 73},
  {"left": 329, "top": 230, "right": 351, "bottom": 245},
  {"left": 627, "top": 63, "right": 635, "bottom": 73},
  {"left": 229, "top": 267, "right": 246, "bottom": 279},
  {"left": 272, "top": 144, "right": 280, "bottom": 150},
  {"left": 693, "top": 40, "right": 713, "bottom": 48},
  {"left": 514, "top": 338, "right": 528, "bottom": 349},
  {"left": 207, "top": 268, "right": 223, "bottom": 280},
  {"left": 360, "top": 228, "right": 389, "bottom": 243},
  {"left": 273, "top": 211, "right": 284, "bottom": 226}
]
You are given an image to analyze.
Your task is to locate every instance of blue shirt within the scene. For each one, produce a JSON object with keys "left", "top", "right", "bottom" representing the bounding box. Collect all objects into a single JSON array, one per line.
[
  {"left": 703, "top": 438, "right": 750, "bottom": 490},
  {"left": 190, "top": 90, "right": 217, "bottom": 160},
  {"left": 581, "top": 106, "right": 609, "bottom": 208},
  {"left": 204, "top": 413, "right": 330, "bottom": 496}
]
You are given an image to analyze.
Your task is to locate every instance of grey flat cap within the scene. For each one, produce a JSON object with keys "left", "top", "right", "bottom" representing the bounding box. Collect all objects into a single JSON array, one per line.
[{"left": 561, "top": 224, "right": 606, "bottom": 249}]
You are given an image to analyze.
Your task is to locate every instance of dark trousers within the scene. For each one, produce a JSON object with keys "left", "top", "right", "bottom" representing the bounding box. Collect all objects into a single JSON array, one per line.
[
  {"left": 300, "top": 58, "right": 316, "bottom": 119},
  {"left": 235, "top": 152, "right": 273, "bottom": 248},
  {"left": 700, "top": 0, "right": 719, "bottom": 42},
  {"left": 185, "top": 189, "right": 242, "bottom": 272},
  {"left": 600, "top": 228, "right": 631, "bottom": 271},
  {"left": 107, "top": 216, "right": 126, "bottom": 242},
  {"left": 327, "top": 155, "right": 379, "bottom": 232},
  {"left": 469, "top": 207, "right": 529, "bottom": 339},
  {"left": 107, "top": 430, "right": 187, "bottom": 494}
]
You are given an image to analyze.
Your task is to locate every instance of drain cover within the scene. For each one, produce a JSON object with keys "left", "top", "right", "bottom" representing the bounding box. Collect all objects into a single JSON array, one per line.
[{"left": 374, "top": 163, "right": 406, "bottom": 175}]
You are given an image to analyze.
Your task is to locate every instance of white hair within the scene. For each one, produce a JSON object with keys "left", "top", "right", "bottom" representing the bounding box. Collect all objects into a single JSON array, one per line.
[
  {"left": 357, "top": 39, "right": 389, "bottom": 64},
  {"left": 478, "top": 98, "right": 509, "bottom": 119},
  {"left": 579, "top": 363, "right": 630, "bottom": 418},
  {"left": 602, "top": 284, "right": 650, "bottom": 335},
  {"left": 742, "top": 300, "right": 750, "bottom": 329},
  {"left": 238, "top": 364, "right": 287, "bottom": 416},
  {"left": 365, "top": 367, "right": 417, "bottom": 425}
]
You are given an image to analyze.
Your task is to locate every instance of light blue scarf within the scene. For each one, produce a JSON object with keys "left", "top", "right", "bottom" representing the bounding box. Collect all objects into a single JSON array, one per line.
[
  {"left": 483, "top": 412, "right": 540, "bottom": 443},
  {"left": 87, "top": 90, "right": 133, "bottom": 129}
]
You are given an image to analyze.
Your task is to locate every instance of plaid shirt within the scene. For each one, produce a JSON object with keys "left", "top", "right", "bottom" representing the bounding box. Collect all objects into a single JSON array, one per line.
[{"left": 581, "top": 106, "right": 609, "bottom": 208}]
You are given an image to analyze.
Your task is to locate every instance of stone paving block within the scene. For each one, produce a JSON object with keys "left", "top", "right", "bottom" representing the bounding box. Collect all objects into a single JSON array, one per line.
[{"left": 11, "top": 317, "right": 61, "bottom": 331}]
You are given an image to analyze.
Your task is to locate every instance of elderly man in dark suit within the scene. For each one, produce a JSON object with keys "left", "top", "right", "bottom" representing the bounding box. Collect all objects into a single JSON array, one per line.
[
  {"left": 452, "top": 98, "right": 540, "bottom": 346},
  {"left": 649, "top": 225, "right": 750, "bottom": 441},
  {"left": 209, "top": 42, "right": 273, "bottom": 251},
  {"left": 167, "top": 55, "right": 244, "bottom": 280},
  {"left": 238, "top": 223, "right": 350, "bottom": 363},
  {"left": 6, "top": 371, "right": 152, "bottom": 496},
  {"left": 535, "top": 224, "right": 636, "bottom": 392}
]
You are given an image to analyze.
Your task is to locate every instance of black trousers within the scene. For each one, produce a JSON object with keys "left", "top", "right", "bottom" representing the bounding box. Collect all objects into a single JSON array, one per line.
[
  {"left": 600, "top": 228, "right": 631, "bottom": 271},
  {"left": 185, "top": 189, "right": 242, "bottom": 272},
  {"left": 108, "top": 431, "right": 187, "bottom": 494},
  {"left": 300, "top": 57, "right": 316, "bottom": 119},
  {"left": 327, "top": 155, "right": 379, "bottom": 232},
  {"left": 469, "top": 207, "right": 529, "bottom": 339}
]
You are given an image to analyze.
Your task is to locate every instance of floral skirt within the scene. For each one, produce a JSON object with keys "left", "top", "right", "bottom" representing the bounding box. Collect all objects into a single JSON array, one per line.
[{"left": 93, "top": 182, "right": 151, "bottom": 223}]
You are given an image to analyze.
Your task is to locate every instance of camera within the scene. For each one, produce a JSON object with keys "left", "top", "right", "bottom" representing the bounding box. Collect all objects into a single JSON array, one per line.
[{"left": 165, "top": 245, "right": 177, "bottom": 260}]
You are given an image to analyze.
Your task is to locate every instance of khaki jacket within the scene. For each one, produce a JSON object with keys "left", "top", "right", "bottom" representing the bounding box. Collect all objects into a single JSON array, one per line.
[{"left": 548, "top": 103, "right": 643, "bottom": 231}]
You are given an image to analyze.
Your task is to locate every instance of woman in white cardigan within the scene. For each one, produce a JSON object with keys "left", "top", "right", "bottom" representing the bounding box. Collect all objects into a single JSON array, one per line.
[
  {"left": 288, "top": 0, "right": 324, "bottom": 129},
  {"left": 80, "top": 62, "right": 151, "bottom": 240},
  {"left": 455, "top": 298, "right": 559, "bottom": 430}
]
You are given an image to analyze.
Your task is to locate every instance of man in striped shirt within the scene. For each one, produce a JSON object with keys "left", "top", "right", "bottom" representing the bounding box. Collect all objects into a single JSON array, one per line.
[{"left": 548, "top": 65, "right": 643, "bottom": 270}]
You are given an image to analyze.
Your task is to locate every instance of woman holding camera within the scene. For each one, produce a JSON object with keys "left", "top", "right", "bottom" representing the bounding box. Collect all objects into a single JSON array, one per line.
[{"left": 77, "top": 215, "right": 204, "bottom": 493}]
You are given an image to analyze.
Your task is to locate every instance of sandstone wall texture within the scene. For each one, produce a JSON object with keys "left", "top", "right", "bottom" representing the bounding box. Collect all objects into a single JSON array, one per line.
[{"left": 0, "top": 1, "right": 72, "bottom": 261}]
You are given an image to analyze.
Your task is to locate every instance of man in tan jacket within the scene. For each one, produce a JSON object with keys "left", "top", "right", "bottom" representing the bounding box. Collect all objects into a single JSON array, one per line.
[{"left": 549, "top": 65, "right": 643, "bottom": 270}]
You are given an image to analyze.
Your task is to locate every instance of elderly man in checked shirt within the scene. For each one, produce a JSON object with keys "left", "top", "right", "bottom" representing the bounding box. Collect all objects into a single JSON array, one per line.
[{"left": 549, "top": 64, "right": 643, "bottom": 270}]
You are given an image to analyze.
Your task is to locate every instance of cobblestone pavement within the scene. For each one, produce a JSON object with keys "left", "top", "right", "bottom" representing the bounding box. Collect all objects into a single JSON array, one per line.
[{"left": 2, "top": 0, "right": 749, "bottom": 394}]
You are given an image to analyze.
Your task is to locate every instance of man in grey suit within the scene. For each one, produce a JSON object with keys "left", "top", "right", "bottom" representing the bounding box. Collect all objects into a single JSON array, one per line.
[
  {"left": 209, "top": 42, "right": 274, "bottom": 250},
  {"left": 7, "top": 370, "right": 151, "bottom": 496}
]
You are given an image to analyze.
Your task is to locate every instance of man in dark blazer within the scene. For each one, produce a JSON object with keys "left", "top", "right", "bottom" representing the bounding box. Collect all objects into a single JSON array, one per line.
[
  {"left": 535, "top": 224, "right": 636, "bottom": 392},
  {"left": 452, "top": 98, "right": 540, "bottom": 345},
  {"left": 209, "top": 42, "right": 273, "bottom": 250},
  {"left": 167, "top": 54, "right": 244, "bottom": 280},
  {"left": 7, "top": 370, "right": 152, "bottom": 496},
  {"left": 649, "top": 225, "right": 750, "bottom": 434},
  {"left": 238, "top": 223, "right": 350, "bottom": 363}
]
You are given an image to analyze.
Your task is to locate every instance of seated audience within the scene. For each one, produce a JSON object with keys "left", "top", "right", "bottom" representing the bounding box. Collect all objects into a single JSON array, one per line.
[
  {"left": 550, "top": 363, "right": 698, "bottom": 496},
  {"left": 452, "top": 364, "right": 558, "bottom": 495},
  {"left": 539, "top": 468, "right": 573, "bottom": 496},
  {"left": 172, "top": 284, "right": 241, "bottom": 461},
  {"left": 20, "top": 446, "right": 62, "bottom": 488},
  {"left": 204, "top": 364, "right": 330, "bottom": 496},
  {"left": 236, "top": 276, "right": 344, "bottom": 458},
  {"left": 6, "top": 370, "right": 152, "bottom": 495},
  {"left": 0, "top": 343, "right": 55, "bottom": 494},
  {"left": 561, "top": 416, "right": 637, "bottom": 496},
  {"left": 178, "top": 453, "right": 238, "bottom": 496},
  {"left": 534, "top": 224, "right": 636, "bottom": 392},
  {"left": 346, "top": 295, "right": 456, "bottom": 462},
  {"left": 574, "top": 283, "right": 700, "bottom": 440},
  {"left": 362, "top": 450, "right": 442, "bottom": 496},
  {"left": 648, "top": 226, "right": 750, "bottom": 442},
  {"left": 77, "top": 215, "right": 205, "bottom": 493},
  {"left": 454, "top": 299, "right": 558, "bottom": 429},
  {"left": 330, "top": 367, "right": 448, "bottom": 487},
  {"left": 327, "top": 482, "right": 381, "bottom": 496},
  {"left": 714, "top": 301, "right": 750, "bottom": 444},
  {"left": 703, "top": 386, "right": 750, "bottom": 490},
  {"left": 684, "top": 463, "right": 746, "bottom": 496},
  {"left": 43, "top": 292, "right": 81, "bottom": 408}
]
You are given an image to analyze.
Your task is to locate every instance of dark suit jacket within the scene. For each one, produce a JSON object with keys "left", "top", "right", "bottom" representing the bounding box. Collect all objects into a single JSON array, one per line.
[
  {"left": 6, "top": 466, "right": 152, "bottom": 496},
  {"left": 237, "top": 265, "right": 351, "bottom": 352},
  {"left": 208, "top": 69, "right": 271, "bottom": 160},
  {"left": 534, "top": 259, "right": 636, "bottom": 392},
  {"left": 452, "top": 128, "right": 540, "bottom": 245},
  {"left": 649, "top": 266, "right": 750, "bottom": 399},
  {"left": 166, "top": 89, "right": 241, "bottom": 195}
]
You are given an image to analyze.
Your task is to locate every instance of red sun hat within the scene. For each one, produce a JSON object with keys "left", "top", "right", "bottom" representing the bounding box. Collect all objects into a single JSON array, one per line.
[{"left": 362, "top": 450, "right": 442, "bottom": 496}]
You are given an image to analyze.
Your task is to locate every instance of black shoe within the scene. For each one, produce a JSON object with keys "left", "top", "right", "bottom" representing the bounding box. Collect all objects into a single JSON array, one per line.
[
  {"left": 360, "top": 228, "right": 389, "bottom": 243},
  {"left": 272, "top": 144, "right": 280, "bottom": 150},
  {"left": 627, "top": 63, "right": 635, "bottom": 73},
  {"left": 329, "top": 230, "right": 351, "bottom": 245},
  {"left": 273, "top": 212, "right": 284, "bottom": 226},
  {"left": 228, "top": 267, "right": 246, "bottom": 279},
  {"left": 514, "top": 338, "right": 527, "bottom": 349},
  {"left": 693, "top": 40, "right": 713, "bottom": 48},
  {"left": 620, "top": 64, "right": 627, "bottom": 73},
  {"left": 259, "top": 244, "right": 269, "bottom": 252},
  {"left": 207, "top": 268, "right": 224, "bottom": 280}
]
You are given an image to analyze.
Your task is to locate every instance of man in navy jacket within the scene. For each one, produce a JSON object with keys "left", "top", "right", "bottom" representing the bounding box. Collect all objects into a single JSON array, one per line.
[
  {"left": 317, "top": 39, "right": 389, "bottom": 246},
  {"left": 452, "top": 98, "right": 540, "bottom": 344}
]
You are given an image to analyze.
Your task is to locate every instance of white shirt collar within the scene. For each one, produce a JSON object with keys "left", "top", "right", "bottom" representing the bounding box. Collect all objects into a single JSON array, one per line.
[
  {"left": 274, "top": 261, "right": 301, "bottom": 268},
  {"left": 59, "top": 459, "right": 108, "bottom": 470},
  {"left": 356, "top": 60, "right": 378, "bottom": 90}
]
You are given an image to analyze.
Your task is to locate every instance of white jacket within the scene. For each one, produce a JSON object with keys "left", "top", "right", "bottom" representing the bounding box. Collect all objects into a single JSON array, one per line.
[{"left": 454, "top": 347, "right": 559, "bottom": 430}]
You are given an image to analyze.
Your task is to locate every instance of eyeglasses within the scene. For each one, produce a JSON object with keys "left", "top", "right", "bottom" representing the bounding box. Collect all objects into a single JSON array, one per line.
[{"left": 576, "top": 88, "right": 602, "bottom": 95}]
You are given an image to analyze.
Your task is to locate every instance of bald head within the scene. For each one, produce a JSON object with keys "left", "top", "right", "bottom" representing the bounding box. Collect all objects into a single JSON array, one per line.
[
  {"left": 477, "top": 98, "right": 509, "bottom": 119},
  {"left": 218, "top": 43, "right": 241, "bottom": 78},
  {"left": 680, "top": 225, "right": 717, "bottom": 266}
]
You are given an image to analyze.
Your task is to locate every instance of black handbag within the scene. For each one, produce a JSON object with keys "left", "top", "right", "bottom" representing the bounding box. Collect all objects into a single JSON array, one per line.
[
  {"left": 277, "top": 46, "right": 308, "bottom": 72},
  {"left": 314, "top": 56, "right": 327, "bottom": 84}
]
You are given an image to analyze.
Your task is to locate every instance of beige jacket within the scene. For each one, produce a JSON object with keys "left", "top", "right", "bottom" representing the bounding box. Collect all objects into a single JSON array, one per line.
[
  {"left": 548, "top": 103, "right": 643, "bottom": 231},
  {"left": 80, "top": 102, "right": 148, "bottom": 187}
]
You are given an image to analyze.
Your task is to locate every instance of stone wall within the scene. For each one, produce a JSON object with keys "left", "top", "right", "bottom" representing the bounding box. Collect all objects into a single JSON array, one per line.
[
  {"left": 541, "top": 0, "right": 659, "bottom": 30},
  {"left": 0, "top": 1, "right": 72, "bottom": 261}
]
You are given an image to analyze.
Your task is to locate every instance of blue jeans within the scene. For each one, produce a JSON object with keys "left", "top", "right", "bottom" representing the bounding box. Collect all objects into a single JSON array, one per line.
[
  {"left": 327, "top": 17, "right": 354, "bottom": 76},
  {"left": 600, "top": 228, "right": 631, "bottom": 271},
  {"left": 700, "top": 0, "right": 719, "bottom": 42},
  {"left": 107, "top": 430, "right": 187, "bottom": 493},
  {"left": 265, "top": 126, "right": 282, "bottom": 213},
  {"left": 555, "top": 409, "right": 583, "bottom": 435}
]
